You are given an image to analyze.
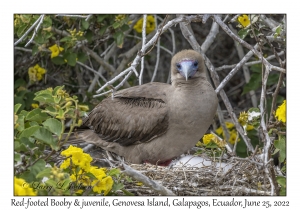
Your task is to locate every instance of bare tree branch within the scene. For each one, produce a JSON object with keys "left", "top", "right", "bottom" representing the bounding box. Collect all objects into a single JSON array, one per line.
[{"left": 121, "top": 163, "right": 175, "bottom": 196}]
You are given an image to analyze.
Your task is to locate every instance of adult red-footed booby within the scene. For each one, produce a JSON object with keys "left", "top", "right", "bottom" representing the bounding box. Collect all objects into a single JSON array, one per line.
[{"left": 81, "top": 50, "right": 218, "bottom": 165}]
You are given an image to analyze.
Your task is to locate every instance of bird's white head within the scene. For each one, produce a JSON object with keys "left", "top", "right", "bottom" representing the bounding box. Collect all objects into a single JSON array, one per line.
[{"left": 171, "top": 50, "right": 206, "bottom": 81}]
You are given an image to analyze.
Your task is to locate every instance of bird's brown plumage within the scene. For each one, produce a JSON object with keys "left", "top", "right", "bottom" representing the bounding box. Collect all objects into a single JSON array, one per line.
[{"left": 80, "top": 50, "right": 218, "bottom": 164}]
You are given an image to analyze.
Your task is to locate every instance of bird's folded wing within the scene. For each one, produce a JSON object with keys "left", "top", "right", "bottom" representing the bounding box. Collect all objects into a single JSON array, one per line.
[{"left": 83, "top": 83, "right": 170, "bottom": 146}]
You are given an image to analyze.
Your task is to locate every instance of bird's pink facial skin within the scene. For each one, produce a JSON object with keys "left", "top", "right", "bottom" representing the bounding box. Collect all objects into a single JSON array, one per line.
[{"left": 176, "top": 60, "right": 198, "bottom": 80}]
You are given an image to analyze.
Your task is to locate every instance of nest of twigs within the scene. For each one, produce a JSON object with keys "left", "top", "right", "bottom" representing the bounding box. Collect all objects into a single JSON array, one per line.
[
  {"left": 60, "top": 142, "right": 273, "bottom": 196},
  {"left": 123, "top": 159, "right": 271, "bottom": 196}
]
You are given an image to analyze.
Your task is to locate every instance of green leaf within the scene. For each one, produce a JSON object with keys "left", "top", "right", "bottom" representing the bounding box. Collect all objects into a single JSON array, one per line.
[
  {"left": 275, "top": 25, "right": 282, "bottom": 36},
  {"left": 84, "top": 30, "right": 93, "bottom": 43},
  {"left": 36, "top": 167, "right": 52, "bottom": 179},
  {"left": 15, "top": 137, "right": 33, "bottom": 151},
  {"left": 14, "top": 152, "right": 21, "bottom": 162},
  {"left": 16, "top": 114, "right": 25, "bottom": 132},
  {"left": 60, "top": 36, "right": 72, "bottom": 43},
  {"left": 120, "top": 24, "right": 130, "bottom": 32},
  {"left": 107, "top": 168, "right": 120, "bottom": 177},
  {"left": 53, "top": 86, "right": 64, "bottom": 95},
  {"left": 112, "top": 22, "right": 121, "bottom": 29},
  {"left": 97, "top": 15, "right": 108, "bottom": 23},
  {"left": 14, "top": 104, "right": 22, "bottom": 114},
  {"left": 85, "top": 172, "right": 97, "bottom": 180},
  {"left": 32, "top": 45, "right": 39, "bottom": 56},
  {"left": 26, "top": 108, "right": 48, "bottom": 123},
  {"left": 242, "top": 73, "right": 262, "bottom": 95},
  {"left": 14, "top": 78, "right": 26, "bottom": 90},
  {"left": 276, "top": 176, "right": 286, "bottom": 196},
  {"left": 43, "top": 16, "right": 52, "bottom": 27},
  {"left": 15, "top": 90, "right": 28, "bottom": 98},
  {"left": 113, "top": 31, "right": 124, "bottom": 48},
  {"left": 17, "top": 24, "right": 28, "bottom": 38},
  {"left": 122, "top": 189, "right": 134, "bottom": 196},
  {"left": 43, "top": 118, "right": 63, "bottom": 136},
  {"left": 274, "top": 135, "right": 286, "bottom": 163},
  {"left": 77, "top": 52, "right": 88, "bottom": 63},
  {"left": 51, "top": 56, "right": 66, "bottom": 65},
  {"left": 65, "top": 53, "right": 77, "bottom": 66},
  {"left": 35, "top": 88, "right": 53, "bottom": 96},
  {"left": 33, "top": 127, "right": 59, "bottom": 150},
  {"left": 25, "top": 91, "right": 35, "bottom": 110},
  {"left": 81, "top": 20, "right": 89, "bottom": 30},
  {"left": 28, "top": 159, "right": 46, "bottom": 179},
  {"left": 34, "top": 94, "right": 55, "bottom": 104},
  {"left": 267, "top": 73, "right": 280, "bottom": 86},
  {"left": 56, "top": 108, "right": 65, "bottom": 120},
  {"left": 34, "top": 30, "right": 46, "bottom": 44},
  {"left": 29, "top": 121, "right": 39, "bottom": 126},
  {"left": 238, "top": 28, "right": 250, "bottom": 39},
  {"left": 112, "top": 182, "right": 124, "bottom": 192},
  {"left": 99, "top": 25, "right": 108, "bottom": 36},
  {"left": 14, "top": 97, "right": 25, "bottom": 111},
  {"left": 18, "top": 125, "right": 40, "bottom": 138}
]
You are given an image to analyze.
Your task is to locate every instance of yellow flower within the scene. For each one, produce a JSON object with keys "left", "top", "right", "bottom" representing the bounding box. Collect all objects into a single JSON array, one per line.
[
  {"left": 36, "top": 73, "right": 43, "bottom": 81},
  {"left": 37, "top": 67, "right": 46, "bottom": 75},
  {"left": 115, "top": 14, "right": 126, "bottom": 22},
  {"left": 60, "top": 145, "right": 92, "bottom": 171},
  {"left": 28, "top": 67, "right": 37, "bottom": 82},
  {"left": 14, "top": 177, "right": 36, "bottom": 196},
  {"left": 238, "top": 15, "right": 250, "bottom": 27},
  {"left": 60, "top": 158, "right": 71, "bottom": 169},
  {"left": 216, "top": 122, "right": 235, "bottom": 135},
  {"left": 89, "top": 166, "right": 106, "bottom": 180},
  {"left": 31, "top": 103, "right": 39, "bottom": 109},
  {"left": 202, "top": 134, "right": 225, "bottom": 148},
  {"left": 92, "top": 176, "right": 113, "bottom": 195},
  {"left": 225, "top": 122, "right": 235, "bottom": 129},
  {"left": 238, "top": 111, "right": 249, "bottom": 125},
  {"left": 134, "top": 15, "right": 156, "bottom": 34},
  {"left": 228, "top": 131, "right": 240, "bottom": 144},
  {"left": 49, "top": 44, "right": 64, "bottom": 58},
  {"left": 215, "top": 122, "right": 240, "bottom": 145},
  {"left": 203, "top": 134, "right": 214, "bottom": 145},
  {"left": 275, "top": 100, "right": 286, "bottom": 123}
]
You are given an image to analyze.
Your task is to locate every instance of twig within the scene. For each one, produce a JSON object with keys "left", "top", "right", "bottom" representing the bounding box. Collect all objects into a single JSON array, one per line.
[
  {"left": 85, "top": 14, "right": 92, "bottom": 21},
  {"left": 76, "top": 61, "right": 107, "bottom": 82},
  {"left": 151, "top": 31, "right": 161, "bottom": 82},
  {"left": 201, "top": 22, "right": 219, "bottom": 53},
  {"left": 139, "top": 15, "right": 147, "bottom": 85},
  {"left": 229, "top": 15, "right": 240, "bottom": 23},
  {"left": 121, "top": 163, "right": 175, "bottom": 196},
  {"left": 215, "top": 51, "right": 285, "bottom": 71},
  {"left": 85, "top": 44, "right": 117, "bottom": 100},
  {"left": 143, "top": 15, "right": 169, "bottom": 57},
  {"left": 213, "top": 15, "right": 286, "bottom": 74},
  {"left": 81, "top": 45, "right": 116, "bottom": 74},
  {"left": 219, "top": 185, "right": 270, "bottom": 195},
  {"left": 179, "top": 15, "right": 254, "bottom": 152},
  {"left": 230, "top": 24, "right": 257, "bottom": 107},
  {"left": 96, "top": 15, "right": 204, "bottom": 95},
  {"left": 25, "top": 14, "right": 45, "bottom": 47},
  {"left": 14, "top": 15, "right": 43, "bottom": 46},
  {"left": 260, "top": 14, "right": 279, "bottom": 30},
  {"left": 93, "top": 71, "right": 133, "bottom": 98},
  {"left": 56, "top": 14, "right": 89, "bottom": 19}
]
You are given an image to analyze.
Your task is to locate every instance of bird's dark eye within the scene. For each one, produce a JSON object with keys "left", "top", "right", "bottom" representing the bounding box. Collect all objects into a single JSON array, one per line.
[
  {"left": 193, "top": 61, "right": 198, "bottom": 67},
  {"left": 176, "top": 63, "right": 181, "bottom": 70}
]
